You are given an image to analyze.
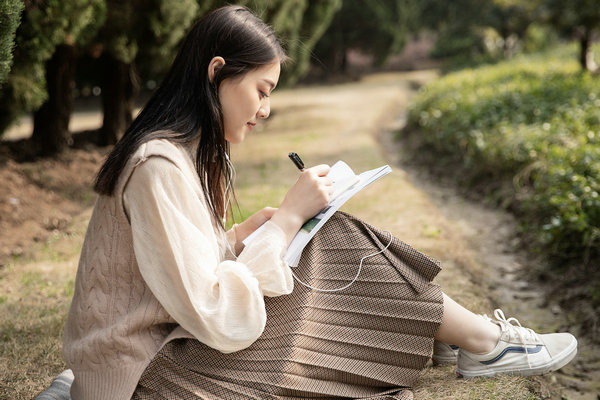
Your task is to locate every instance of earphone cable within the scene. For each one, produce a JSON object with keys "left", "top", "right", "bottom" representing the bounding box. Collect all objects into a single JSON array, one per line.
[{"left": 291, "top": 230, "right": 393, "bottom": 293}]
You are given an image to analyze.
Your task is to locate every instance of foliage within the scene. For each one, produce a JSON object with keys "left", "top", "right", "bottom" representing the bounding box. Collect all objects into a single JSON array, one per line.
[
  {"left": 521, "top": 23, "right": 559, "bottom": 53},
  {"left": 0, "top": 0, "right": 23, "bottom": 87},
  {"left": 312, "top": 0, "right": 417, "bottom": 74},
  {"left": 272, "top": 0, "right": 342, "bottom": 85},
  {"left": 405, "top": 44, "right": 600, "bottom": 273},
  {"left": 419, "top": 0, "right": 494, "bottom": 59},
  {"left": 540, "top": 0, "right": 600, "bottom": 70},
  {"left": 199, "top": 0, "right": 341, "bottom": 85},
  {"left": 541, "top": 0, "right": 600, "bottom": 38},
  {"left": 0, "top": 0, "right": 106, "bottom": 136},
  {"left": 98, "top": 0, "right": 198, "bottom": 77},
  {"left": 486, "top": 0, "right": 541, "bottom": 57},
  {"left": 420, "top": 0, "right": 599, "bottom": 73}
]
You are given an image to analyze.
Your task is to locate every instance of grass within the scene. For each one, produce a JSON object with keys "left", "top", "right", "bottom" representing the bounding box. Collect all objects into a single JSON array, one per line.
[
  {"left": 1, "top": 70, "right": 562, "bottom": 399},
  {"left": 0, "top": 260, "right": 78, "bottom": 399},
  {"left": 0, "top": 210, "right": 88, "bottom": 399}
]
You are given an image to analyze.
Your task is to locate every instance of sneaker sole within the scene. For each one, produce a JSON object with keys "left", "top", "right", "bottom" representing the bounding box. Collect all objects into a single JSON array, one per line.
[
  {"left": 432, "top": 355, "right": 458, "bottom": 366},
  {"left": 457, "top": 338, "right": 578, "bottom": 378}
]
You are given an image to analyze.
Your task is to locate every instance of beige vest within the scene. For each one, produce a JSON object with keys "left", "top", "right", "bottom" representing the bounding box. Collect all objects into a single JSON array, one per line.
[{"left": 63, "top": 139, "right": 207, "bottom": 400}]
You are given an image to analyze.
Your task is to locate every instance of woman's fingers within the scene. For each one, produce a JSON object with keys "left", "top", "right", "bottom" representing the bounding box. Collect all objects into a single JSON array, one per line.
[
  {"left": 307, "top": 163, "right": 330, "bottom": 177},
  {"left": 289, "top": 165, "right": 331, "bottom": 217},
  {"left": 247, "top": 207, "right": 277, "bottom": 230},
  {"left": 270, "top": 164, "right": 333, "bottom": 244},
  {"left": 301, "top": 164, "right": 332, "bottom": 196}
]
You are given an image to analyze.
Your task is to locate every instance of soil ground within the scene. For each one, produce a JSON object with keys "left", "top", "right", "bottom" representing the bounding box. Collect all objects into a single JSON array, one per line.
[{"left": 1, "top": 70, "right": 598, "bottom": 399}]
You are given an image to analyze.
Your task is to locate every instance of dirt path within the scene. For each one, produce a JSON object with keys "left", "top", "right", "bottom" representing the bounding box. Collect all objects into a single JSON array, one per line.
[
  {"left": 382, "top": 116, "right": 600, "bottom": 399},
  {"left": 1, "top": 70, "right": 595, "bottom": 399}
]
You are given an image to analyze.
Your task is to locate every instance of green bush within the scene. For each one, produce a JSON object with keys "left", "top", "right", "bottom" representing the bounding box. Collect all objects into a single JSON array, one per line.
[
  {"left": 0, "top": 0, "right": 23, "bottom": 87},
  {"left": 405, "top": 44, "right": 600, "bottom": 272}
]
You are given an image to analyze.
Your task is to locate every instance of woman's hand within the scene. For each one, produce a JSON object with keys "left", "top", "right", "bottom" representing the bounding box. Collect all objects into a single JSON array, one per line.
[
  {"left": 233, "top": 207, "right": 277, "bottom": 254},
  {"left": 270, "top": 164, "right": 332, "bottom": 245}
]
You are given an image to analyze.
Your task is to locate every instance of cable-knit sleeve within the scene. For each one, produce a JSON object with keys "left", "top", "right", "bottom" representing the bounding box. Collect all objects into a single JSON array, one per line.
[{"left": 123, "top": 156, "right": 293, "bottom": 353}]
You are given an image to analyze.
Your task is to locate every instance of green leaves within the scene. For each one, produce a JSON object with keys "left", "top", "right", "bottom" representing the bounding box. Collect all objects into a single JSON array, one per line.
[
  {"left": 406, "top": 44, "right": 600, "bottom": 265},
  {"left": 0, "top": 0, "right": 24, "bottom": 87},
  {"left": 0, "top": 0, "right": 106, "bottom": 133}
]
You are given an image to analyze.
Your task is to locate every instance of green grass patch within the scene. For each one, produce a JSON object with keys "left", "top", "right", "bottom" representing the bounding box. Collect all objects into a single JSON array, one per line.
[
  {"left": 0, "top": 223, "right": 84, "bottom": 398},
  {"left": 404, "top": 43, "right": 600, "bottom": 326}
]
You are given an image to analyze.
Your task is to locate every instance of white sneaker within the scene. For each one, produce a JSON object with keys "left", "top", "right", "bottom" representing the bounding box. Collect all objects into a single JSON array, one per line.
[
  {"left": 432, "top": 340, "right": 459, "bottom": 366},
  {"left": 457, "top": 309, "right": 578, "bottom": 378}
]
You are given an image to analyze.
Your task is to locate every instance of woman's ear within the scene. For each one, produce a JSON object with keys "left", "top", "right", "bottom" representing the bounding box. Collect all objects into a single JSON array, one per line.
[{"left": 208, "top": 56, "right": 226, "bottom": 83}]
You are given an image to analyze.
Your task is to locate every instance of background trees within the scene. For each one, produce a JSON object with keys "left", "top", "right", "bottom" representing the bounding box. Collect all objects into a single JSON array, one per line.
[
  {"left": 0, "top": 0, "right": 598, "bottom": 155},
  {"left": 264, "top": 0, "right": 342, "bottom": 85},
  {"left": 95, "top": 0, "right": 198, "bottom": 145},
  {"left": 313, "top": 0, "right": 419, "bottom": 75},
  {"left": 0, "top": 0, "right": 23, "bottom": 86},
  {"left": 30, "top": 0, "right": 106, "bottom": 154},
  {"left": 542, "top": 0, "right": 600, "bottom": 71},
  {"left": 487, "top": 0, "right": 541, "bottom": 58},
  {"left": 0, "top": 0, "right": 106, "bottom": 155},
  {"left": 418, "top": 0, "right": 493, "bottom": 60},
  {"left": 0, "top": 0, "right": 343, "bottom": 153}
]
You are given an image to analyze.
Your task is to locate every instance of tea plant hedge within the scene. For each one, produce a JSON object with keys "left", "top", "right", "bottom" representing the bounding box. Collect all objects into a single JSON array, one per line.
[{"left": 405, "top": 45, "right": 599, "bottom": 276}]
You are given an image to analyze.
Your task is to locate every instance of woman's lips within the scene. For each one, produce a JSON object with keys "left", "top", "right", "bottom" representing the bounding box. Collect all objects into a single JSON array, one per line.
[{"left": 247, "top": 122, "right": 256, "bottom": 131}]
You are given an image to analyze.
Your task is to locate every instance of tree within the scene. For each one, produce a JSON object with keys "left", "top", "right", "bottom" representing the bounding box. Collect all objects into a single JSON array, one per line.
[
  {"left": 313, "top": 0, "right": 418, "bottom": 75},
  {"left": 30, "top": 0, "right": 106, "bottom": 155},
  {"left": 262, "top": 0, "right": 342, "bottom": 85},
  {"left": 0, "top": 0, "right": 23, "bottom": 87},
  {"left": 198, "top": 0, "right": 342, "bottom": 85},
  {"left": 418, "top": 0, "right": 496, "bottom": 59},
  {"left": 488, "top": 0, "right": 540, "bottom": 58},
  {"left": 0, "top": 2, "right": 61, "bottom": 139},
  {"left": 542, "top": 0, "right": 600, "bottom": 71},
  {"left": 0, "top": 0, "right": 106, "bottom": 155},
  {"left": 96, "top": 0, "right": 198, "bottom": 145}
]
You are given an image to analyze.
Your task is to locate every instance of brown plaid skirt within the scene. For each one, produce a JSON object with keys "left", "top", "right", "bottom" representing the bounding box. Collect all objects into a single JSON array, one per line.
[{"left": 132, "top": 212, "right": 444, "bottom": 400}]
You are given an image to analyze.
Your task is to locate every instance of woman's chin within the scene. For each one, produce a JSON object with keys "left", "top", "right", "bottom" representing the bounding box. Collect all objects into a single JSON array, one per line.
[{"left": 225, "top": 131, "right": 246, "bottom": 144}]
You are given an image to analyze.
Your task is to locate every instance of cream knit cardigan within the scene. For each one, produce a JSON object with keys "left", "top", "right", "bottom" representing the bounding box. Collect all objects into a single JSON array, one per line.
[{"left": 63, "top": 138, "right": 293, "bottom": 400}]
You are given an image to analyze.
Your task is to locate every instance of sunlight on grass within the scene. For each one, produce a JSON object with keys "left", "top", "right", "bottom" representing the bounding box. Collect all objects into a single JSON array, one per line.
[
  {"left": 1, "top": 260, "right": 74, "bottom": 399},
  {"left": 415, "top": 367, "right": 548, "bottom": 399},
  {"left": 0, "top": 213, "right": 86, "bottom": 399}
]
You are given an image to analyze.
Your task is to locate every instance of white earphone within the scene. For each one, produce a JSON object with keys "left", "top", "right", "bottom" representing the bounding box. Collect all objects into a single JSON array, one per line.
[
  {"left": 223, "top": 152, "right": 234, "bottom": 224},
  {"left": 291, "top": 231, "right": 393, "bottom": 293}
]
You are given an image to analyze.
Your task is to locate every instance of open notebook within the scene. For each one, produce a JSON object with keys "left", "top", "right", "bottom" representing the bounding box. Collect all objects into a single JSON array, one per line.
[{"left": 243, "top": 161, "right": 391, "bottom": 267}]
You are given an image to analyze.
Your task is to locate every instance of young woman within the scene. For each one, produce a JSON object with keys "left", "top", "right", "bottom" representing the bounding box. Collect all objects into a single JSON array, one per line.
[{"left": 61, "top": 5, "right": 577, "bottom": 400}]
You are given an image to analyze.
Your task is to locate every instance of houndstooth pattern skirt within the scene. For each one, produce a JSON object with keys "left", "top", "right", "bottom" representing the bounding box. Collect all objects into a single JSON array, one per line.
[{"left": 132, "top": 212, "right": 444, "bottom": 400}]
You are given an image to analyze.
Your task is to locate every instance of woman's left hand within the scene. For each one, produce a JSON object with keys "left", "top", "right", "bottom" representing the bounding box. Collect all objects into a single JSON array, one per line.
[{"left": 233, "top": 207, "right": 277, "bottom": 254}]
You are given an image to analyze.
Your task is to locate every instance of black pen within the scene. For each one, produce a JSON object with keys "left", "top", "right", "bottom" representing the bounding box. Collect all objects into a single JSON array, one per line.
[{"left": 288, "top": 152, "right": 305, "bottom": 171}]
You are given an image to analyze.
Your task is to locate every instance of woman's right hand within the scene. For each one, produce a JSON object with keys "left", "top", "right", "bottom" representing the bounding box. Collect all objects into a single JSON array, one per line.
[{"left": 270, "top": 164, "right": 332, "bottom": 245}]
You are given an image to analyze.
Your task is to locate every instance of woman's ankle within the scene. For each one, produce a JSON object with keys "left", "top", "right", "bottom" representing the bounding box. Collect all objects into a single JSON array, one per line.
[{"left": 465, "top": 323, "right": 501, "bottom": 354}]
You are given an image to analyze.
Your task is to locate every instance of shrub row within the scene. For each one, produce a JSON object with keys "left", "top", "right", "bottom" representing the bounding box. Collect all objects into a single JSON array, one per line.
[{"left": 405, "top": 45, "right": 600, "bottom": 271}]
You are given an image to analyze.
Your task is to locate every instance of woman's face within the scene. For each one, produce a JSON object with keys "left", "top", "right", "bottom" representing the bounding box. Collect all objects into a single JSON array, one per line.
[{"left": 219, "top": 61, "right": 281, "bottom": 144}]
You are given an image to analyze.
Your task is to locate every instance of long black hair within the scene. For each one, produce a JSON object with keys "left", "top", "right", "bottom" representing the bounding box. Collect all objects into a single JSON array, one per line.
[{"left": 94, "top": 5, "right": 288, "bottom": 227}]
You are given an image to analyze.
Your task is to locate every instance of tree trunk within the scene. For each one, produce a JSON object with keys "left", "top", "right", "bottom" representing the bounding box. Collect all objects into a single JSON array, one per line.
[
  {"left": 100, "top": 54, "right": 138, "bottom": 145},
  {"left": 31, "top": 43, "right": 76, "bottom": 155},
  {"left": 579, "top": 28, "right": 591, "bottom": 71}
]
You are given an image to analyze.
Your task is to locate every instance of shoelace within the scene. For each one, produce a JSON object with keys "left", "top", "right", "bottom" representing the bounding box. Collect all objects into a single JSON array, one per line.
[{"left": 488, "top": 309, "right": 539, "bottom": 369}]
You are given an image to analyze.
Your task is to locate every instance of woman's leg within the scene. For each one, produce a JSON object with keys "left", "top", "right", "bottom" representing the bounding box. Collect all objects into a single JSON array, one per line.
[{"left": 435, "top": 293, "right": 500, "bottom": 354}]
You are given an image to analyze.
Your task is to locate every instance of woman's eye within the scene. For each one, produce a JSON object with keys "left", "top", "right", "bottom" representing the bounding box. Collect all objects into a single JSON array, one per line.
[{"left": 259, "top": 91, "right": 269, "bottom": 99}]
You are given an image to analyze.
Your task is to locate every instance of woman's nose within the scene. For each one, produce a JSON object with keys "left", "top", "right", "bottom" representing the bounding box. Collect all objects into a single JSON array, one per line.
[{"left": 257, "top": 102, "right": 270, "bottom": 119}]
